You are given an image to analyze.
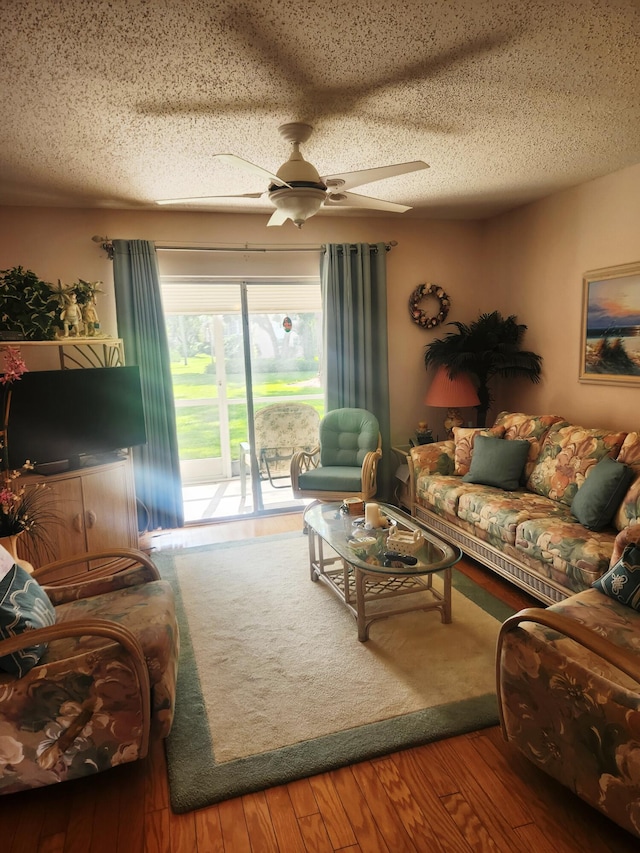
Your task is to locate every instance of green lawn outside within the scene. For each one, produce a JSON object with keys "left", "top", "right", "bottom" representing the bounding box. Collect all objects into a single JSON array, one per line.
[{"left": 171, "top": 356, "right": 323, "bottom": 460}]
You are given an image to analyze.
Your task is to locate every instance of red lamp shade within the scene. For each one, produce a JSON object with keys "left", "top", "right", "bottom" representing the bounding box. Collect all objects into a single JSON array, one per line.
[{"left": 424, "top": 366, "right": 480, "bottom": 408}]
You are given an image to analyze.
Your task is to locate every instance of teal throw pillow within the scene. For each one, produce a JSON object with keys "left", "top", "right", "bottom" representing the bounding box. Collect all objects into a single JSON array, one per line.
[
  {"left": 462, "top": 436, "right": 530, "bottom": 491},
  {"left": 593, "top": 543, "right": 640, "bottom": 611},
  {"left": 0, "top": 565, "right": 56, "bottom": 677},
  {"left": 571, "top": 456, "right": 634, "bottom": 531}
]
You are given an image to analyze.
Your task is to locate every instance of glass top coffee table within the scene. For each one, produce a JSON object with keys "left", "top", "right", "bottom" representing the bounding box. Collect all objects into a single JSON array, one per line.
[{"left": 304, "top": 501, "right": 462, "bottom": 641}]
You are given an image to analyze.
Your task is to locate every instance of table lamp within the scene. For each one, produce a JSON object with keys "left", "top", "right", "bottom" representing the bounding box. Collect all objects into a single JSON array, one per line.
[{"left": 424, "top": 365, "right": 480, "bottom": 438}]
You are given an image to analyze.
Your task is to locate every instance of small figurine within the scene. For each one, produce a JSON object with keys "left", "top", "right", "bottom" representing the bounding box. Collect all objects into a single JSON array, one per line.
[
  {"left": 416, "top": 421, "right": 434, "bottom": 445},
  {"left": 60, "top": 292, "right": 83, "bottom": 337},
  {"left": 82, "top": 295, "right": 100, "bottom": 336}
]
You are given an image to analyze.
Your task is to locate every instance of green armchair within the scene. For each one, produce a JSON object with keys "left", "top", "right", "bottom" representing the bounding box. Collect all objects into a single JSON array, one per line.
[{"left": 290, "top": 407, "right": 382, "bottom": 502}]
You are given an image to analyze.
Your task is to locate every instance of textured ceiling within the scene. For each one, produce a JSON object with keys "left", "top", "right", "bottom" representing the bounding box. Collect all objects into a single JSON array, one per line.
[{"left": 2, "top": 0, "right": 640, "bottom": 220}]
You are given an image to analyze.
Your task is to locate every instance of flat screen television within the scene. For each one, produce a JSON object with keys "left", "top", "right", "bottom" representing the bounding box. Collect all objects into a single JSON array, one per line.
[{"left": 6, "top": 366, "right": 147, "bottom": 473}]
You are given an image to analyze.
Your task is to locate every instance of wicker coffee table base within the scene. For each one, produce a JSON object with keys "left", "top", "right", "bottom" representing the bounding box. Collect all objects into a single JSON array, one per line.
[{"left": 307, "top": 531, "right": 452, "bottom": 641}]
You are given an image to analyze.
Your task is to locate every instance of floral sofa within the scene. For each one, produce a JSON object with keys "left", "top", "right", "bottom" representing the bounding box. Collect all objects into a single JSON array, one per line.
[{"left": 408, "top": 412, "right": 640, "bottom": 603}]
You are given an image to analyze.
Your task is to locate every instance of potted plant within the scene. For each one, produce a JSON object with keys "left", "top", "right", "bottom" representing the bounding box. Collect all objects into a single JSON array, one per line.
[
  {"left": 0, "top": 266, "right": 60, "bottom": 341},
  {"left": 424, "top": 311, "right": 543, "bottom": 427}
]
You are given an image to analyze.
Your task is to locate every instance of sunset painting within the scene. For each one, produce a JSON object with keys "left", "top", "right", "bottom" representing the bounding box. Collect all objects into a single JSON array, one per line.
[{"left": 581, "top": 264, "right": 640, "bottom": 383}]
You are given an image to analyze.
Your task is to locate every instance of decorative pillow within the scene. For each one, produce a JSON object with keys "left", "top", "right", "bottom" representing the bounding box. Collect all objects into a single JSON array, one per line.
[
  {"left": 526, "top": 424, "right": 628, "bottom": 505},
  {"left": 593, "top": 543, "right": 640, "bottom": 610},
  {"left": 492, "top": 412, "right": 566, "bottom": 480},
  {"left": 571, "top": 456, "right": 634, "bottom": 531},
  {"left": 453, "top": 426, "right": 505, "bottom": 476},
  {"left": 461, "top": 436, "right": 530, "bottom": 491},
  {"left": 0, "top": 565, "right": 56, "bottom": 677},
  {"left": 614, "top": 475, "right": 640, "bottom": 533},
  {"left": 613, "top": 433, "right": 640, "bottom": 532},
  {"left": 610, "top": 524, "right": 640, "bottom": 567},
  {"left": 617, "top": 432, "right": 640, "bottom": 469},
  {"left": 410, "top": 440, "right": 455, "bottom": 477}
]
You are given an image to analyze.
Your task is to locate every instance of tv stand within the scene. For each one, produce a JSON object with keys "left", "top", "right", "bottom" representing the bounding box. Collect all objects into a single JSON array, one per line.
[
  {"left": 33, "top": 451, "right": 128, "bottom": 476},
  {"left": 33, "top": 459, "right": 71, "bottom": 476},
  {"left": 79, "top": 450, "right": 127, "bottom": 468},
  {"left": 18, "top": 458, "right": 138, "bottom": 571}
]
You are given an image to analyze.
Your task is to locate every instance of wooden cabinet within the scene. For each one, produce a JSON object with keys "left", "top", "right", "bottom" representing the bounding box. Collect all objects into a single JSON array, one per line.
[{"left": 18, "top": 458, "right": 138, "bottom": 571}]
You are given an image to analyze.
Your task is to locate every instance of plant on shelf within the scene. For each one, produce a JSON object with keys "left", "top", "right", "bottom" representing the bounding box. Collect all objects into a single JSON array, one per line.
[
  {"left": 71, "top": 278, "right": 103, "bottom": 336},
  {"left": 70, "top": 278, "right": 103, "bottom": 306},
  {"left": 49, "top": 278, "right": 104, "bottom": 338},
  {"left": 424, "top": 311, "right": 543, "bottom": 427},
  {"left": 0, "top": 347, "right": 57, "bottom": 557},
  {"left": 0, "top": 266, "right": 60, "bottom": 341}
]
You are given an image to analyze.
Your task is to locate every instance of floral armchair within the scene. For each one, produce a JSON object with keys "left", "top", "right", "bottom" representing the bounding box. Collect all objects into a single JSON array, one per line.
[
  {"left": 497, "top": 524, "right": 640, "bottom": 839},
  {"left": 239, "top": 402, "right": 320, "bottom": 497},
  {"left": 0, "top": 548, "right": 178, "bottom": 794}
]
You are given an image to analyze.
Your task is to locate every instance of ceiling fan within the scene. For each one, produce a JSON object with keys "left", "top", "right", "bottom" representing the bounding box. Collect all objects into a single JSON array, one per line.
[{"left": 155, "top": 122, "right": 429, "bottom": 228}]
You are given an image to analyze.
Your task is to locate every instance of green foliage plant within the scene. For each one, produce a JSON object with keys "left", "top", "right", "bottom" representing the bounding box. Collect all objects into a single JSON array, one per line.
[
  {"left": 69, "top": 278, "right": 103, "bottom": 307},
  {"left": 0, "top": 266, "right": 60, "bottom": 340},
  {"left": 424, "top": 311, "right": 543, "bottom": 427}
]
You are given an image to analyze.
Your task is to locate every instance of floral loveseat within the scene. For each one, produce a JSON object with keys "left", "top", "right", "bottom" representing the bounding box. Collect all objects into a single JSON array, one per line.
[{"left": 408, "top": 412, "right": 640, "bottom": 603}]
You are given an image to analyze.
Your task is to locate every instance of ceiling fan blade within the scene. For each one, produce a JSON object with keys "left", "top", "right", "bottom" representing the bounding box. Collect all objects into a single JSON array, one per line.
[
  {"left": 213, "top": 154, "right": 291, "bottom": 187},
  {"left": 322, "top": 161, "right": 429, "bottom": 192},
  {"left": 324, "top": 191, "right": 411, "bottom": 214},
  {"left": 266, "top": 208, "right": 289, "bottom": 227},
  {"left": 156, "top": 192, "right": 264, "bottom": 205}
]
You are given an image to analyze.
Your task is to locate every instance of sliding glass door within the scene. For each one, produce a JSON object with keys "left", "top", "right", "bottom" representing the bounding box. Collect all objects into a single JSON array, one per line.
[{"left": 160, "top": 277, "right": 323, "bottom": 520}]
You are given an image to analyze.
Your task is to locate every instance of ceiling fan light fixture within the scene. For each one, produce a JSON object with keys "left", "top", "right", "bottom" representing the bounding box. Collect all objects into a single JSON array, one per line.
[{"left": 269, "top": 186, "right": 326, "bottom": 228}]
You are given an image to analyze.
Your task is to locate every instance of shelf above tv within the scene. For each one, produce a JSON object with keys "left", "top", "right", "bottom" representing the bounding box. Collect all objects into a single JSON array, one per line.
[{"left": 11, "top": 338, "right": 124, "bottom": 371}]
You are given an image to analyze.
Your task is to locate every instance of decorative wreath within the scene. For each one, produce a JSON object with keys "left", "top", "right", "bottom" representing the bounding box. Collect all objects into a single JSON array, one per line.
[{"left": 408, "top": 283, "right": 451, "bottom": 329}]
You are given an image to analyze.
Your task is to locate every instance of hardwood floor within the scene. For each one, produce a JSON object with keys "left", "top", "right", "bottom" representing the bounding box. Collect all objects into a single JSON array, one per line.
[{"left": 2, "top": 513, "right": 637, "bottom": 852}]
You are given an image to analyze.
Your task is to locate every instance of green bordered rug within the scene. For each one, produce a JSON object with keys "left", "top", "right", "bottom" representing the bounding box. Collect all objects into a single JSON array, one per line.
[{"left": 156, "top": 532, "right": 514, "bottom": 814}]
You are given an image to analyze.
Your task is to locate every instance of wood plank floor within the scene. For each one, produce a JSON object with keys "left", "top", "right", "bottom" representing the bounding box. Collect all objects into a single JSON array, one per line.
[{"left": 2, "top": 512, "right": 637, "bottom": 852}]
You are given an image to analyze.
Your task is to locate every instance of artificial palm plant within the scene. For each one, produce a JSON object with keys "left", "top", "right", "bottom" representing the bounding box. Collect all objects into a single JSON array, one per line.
[{"left": 424, "top": 311, "right": 543, "bottom": 427}]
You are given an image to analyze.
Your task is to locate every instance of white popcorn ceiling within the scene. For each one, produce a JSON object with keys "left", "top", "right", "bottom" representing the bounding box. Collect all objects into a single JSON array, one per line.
[{"left": 1, "top": 0, "right": 639, "bottom": 219}]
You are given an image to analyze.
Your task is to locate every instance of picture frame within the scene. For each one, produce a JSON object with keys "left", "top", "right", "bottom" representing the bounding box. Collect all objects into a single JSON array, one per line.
[{"left": 579, "top": 261, "right": 640, "bottom": 385}]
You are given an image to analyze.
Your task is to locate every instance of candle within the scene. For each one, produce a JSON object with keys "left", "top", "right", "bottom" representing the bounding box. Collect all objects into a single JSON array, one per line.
[{"left": 365, "top": 502, "right": 381, "bottom": 528}]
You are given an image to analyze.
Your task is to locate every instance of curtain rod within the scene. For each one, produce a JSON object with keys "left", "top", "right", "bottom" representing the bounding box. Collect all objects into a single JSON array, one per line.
[
  {"left": 157, "top": 245, "right": 321, "bottom": 253},
  {"left": 92, "top": 237, "right": 397, "bottom": 258}
]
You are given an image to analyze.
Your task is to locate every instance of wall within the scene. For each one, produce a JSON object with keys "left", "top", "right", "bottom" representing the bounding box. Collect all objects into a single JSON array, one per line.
[
  {"left": 4, "top": 161, "right": 636, "bottom": 449},
  {"left": 0, "top": 207, "right": 484, "bottom": 445},
  {"left": 483, "top": 162, "right": 640, "bottom": 432}
]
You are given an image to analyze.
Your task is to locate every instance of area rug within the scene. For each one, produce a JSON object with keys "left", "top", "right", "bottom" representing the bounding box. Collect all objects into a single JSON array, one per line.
[{"left": 156, "top": 532, "right": 515, "bottom": 813}]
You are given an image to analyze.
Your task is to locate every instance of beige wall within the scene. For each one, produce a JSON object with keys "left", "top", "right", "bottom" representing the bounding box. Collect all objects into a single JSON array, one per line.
[
  {"left": 0, "top": 207, "right": 484, "bottom": 445},
  {"left": 2, "top": 161, "right": 638, "bottom": 447},
  {"left": 483, "top": 162, "right": 640, "bottom": 432}
]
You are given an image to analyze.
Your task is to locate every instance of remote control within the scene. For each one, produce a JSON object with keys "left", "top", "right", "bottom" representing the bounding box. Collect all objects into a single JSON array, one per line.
[{"left": 383, "top": 551, "right": 418, "bottom": 566}]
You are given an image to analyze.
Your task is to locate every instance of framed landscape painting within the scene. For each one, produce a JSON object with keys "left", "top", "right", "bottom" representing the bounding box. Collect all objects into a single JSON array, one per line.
[{"left": 580, "top": 261, "right": 640, "bottom": 385}]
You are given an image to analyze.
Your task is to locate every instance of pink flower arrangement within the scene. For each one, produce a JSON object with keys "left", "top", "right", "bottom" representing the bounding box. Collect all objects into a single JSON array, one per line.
[
  {"left": 0, "top": 347, "right": 27, "bottom": 385},
  {"left": 0, "top": 347, "right": 55, "bottom": 543}
]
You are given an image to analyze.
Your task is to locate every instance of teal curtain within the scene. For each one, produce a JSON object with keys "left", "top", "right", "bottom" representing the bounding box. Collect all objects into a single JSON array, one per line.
[
  {"left": 113, "top": 240, "right": 183, "bottom": 529},
  {"left": 321, "top": 243, "right": 392, "bottom": 500}
]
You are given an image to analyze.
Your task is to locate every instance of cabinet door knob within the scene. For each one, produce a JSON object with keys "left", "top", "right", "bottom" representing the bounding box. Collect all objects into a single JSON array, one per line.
[
  {"left": 86, "top": 510, "right": 97, "bottom": 528},
  {"left": 73, "top": 513, "right": 83, "bottom": 533}
]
